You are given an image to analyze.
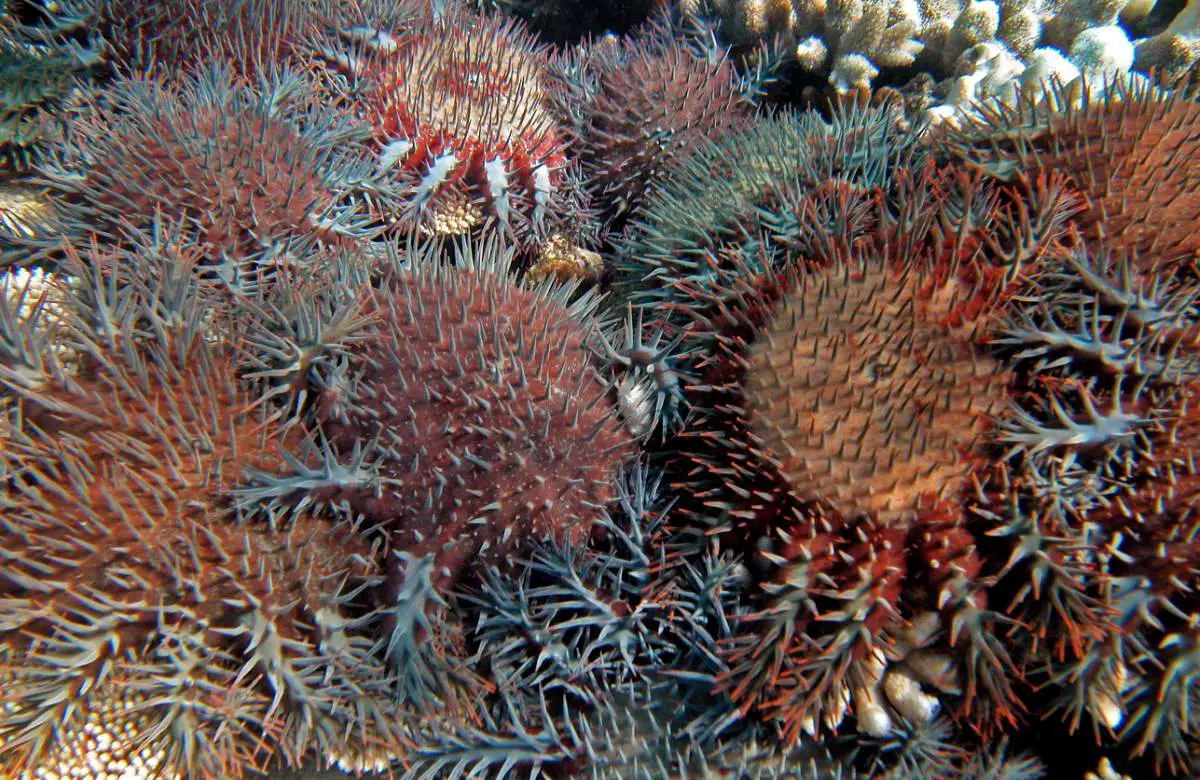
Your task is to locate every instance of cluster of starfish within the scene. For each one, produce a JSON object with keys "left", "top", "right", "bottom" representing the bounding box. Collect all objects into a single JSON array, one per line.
[{"left": 0, "top": 0, "right": 1198, "bottom": 777}]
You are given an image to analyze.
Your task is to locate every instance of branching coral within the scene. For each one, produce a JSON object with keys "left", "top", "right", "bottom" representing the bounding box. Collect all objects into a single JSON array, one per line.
[
  {"left": 683, "top": 0, "right": 928, "bottom": 95},
  {"left": 686, "top": 0, "right": 1194, "bottom": 128}
]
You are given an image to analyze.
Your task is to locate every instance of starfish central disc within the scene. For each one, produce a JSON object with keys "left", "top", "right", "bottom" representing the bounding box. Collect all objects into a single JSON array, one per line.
[
  {"left": 744, "top": 260, "right": 1006, "bottom": 523},
  {"left": 380, "top": 25, "right": 554, "bottom": 147}
]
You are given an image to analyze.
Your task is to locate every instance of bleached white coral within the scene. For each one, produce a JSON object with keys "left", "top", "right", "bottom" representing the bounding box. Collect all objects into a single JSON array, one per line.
[
  {"left": 695, "top": 0, "right": 1039, "bottom": 94},
  {"left": 695, "top": 0, "right": 927, "bottom": 93},
  {"left": 818, "top": 0, "right": 929, "bottom": 93},
  {"left": 941, "top": 0, "right": 1001, "bottom": 69},
  {"left": 1041, "top": 0, "right": 1127, "bottom": 50},
  {"left": 794, "top": 34, "right": 830, "bottom": 67},
  {"left": 696, "top": 0, "right": 1188, "bottom": 104},
  {"left": 1134, "top": 0, "right": 1200, "bottom": 83},
  {"left": 998, "top": 0, "right": 1046, "bottom": 54},
  {"left": 925, "top": 40, "right": 1025, "bottom": 126},
  {"left": 1071, "top": 24, "right": 1135, "bottom": 74},
  {"left": 1020, "top": 45, "right": 1082, "bottom": 94},
  {"left": 830, "top": 51, "right": 882, "bottom": 92}
]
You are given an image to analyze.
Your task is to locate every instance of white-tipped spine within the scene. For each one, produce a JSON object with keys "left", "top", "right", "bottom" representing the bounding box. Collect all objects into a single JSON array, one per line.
[
  {"left": 531, "top": 163, "right": 554, "bottom": 231},
  {"left": 484, "top": 157, "right": 511, "bottom": 229},
  {"left": 409, "top": 152, "right": 459, "bottom": 214},
  {"left": 377, "top": 138, "right": 413, "bottom": 174},
  {"left": 339, "top": 25, "right": 398, "bottom": 54}
]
